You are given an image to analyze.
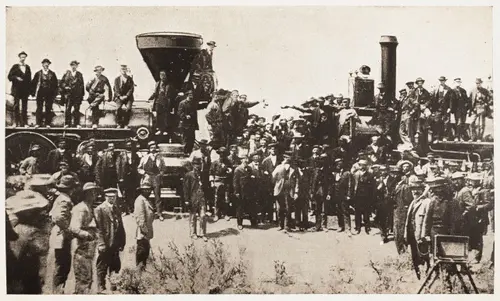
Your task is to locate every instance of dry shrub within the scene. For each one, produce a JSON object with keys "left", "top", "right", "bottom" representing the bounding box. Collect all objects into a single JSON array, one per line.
[{"left": 110, "top": 239, "right": 249, "bottom": 294}]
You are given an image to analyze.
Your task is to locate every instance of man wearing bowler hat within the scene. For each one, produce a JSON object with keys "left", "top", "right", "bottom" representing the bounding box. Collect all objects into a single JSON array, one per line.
[
  {"left": 31, "top": 58, "right": 58, "bottom": 128},
  {"left": 114, "top": 64, "right": 135, "bottom": 129},
  {"left": 430, "top": 76, "right": 454, "bottom": 142},
  {"left": 8, "top": 51, "right": 32, "bottom": 127},
  {"left": 133, "top": 183, "right": 155, "bottom": 270},
  {"left": 452, "top": 78, "right": 471, "bottom": 141},
  {"left": 60, "top": 60, "right": 85, "bottom": 128},
  {"left": 86, "top": 65, "right": 112, "bottom": 128},
  {"left": 94, "top": 188, "right": 126, "bottom": 293}
]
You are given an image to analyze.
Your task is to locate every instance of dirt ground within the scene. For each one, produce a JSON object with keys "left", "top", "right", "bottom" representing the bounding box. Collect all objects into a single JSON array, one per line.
[{"left": 44, "top": 212, "right": 494, "bottom": 294}]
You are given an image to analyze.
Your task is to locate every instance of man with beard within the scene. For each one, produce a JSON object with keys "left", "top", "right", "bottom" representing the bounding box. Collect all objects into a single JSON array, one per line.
[
  {"left": 86, "top": 66, "right": 112, "bottom": 129},
  {"left": 430, "top": 76, "right": 454, "bottom": 142},
  {"left": 60, "top": 60, "right": 85, "bottom": 128},
  {"left": 261, "top": 143, "right": 281, "bottom": 223},
  {"left": 272, "top": 156, "right": 299, "bottom": 233},
  {"left": 46, "top": 139, "right": 73, "bottom": 174},
  {"left": 326, "top": 158, "right": 353, "bottom": 234},
  {"left": 352, "top": 159, "right": 376, "bottom": 234},
  {"left": 8, "top": 51, "right": 32, "bottom": 127},
  {"left": 374, "top": 165, "right": 394, "bottom": 244},
  {"left": 138, "top": 141, "right": 165, "bottom": 220},
  {"left": 452, "top": 78, "right": 471, "bottom": 141},
  {"left": 404, "top": 176, "right": 431, "bottom": 280},
  {"left": 113, "top": 64, "right": 135, "bottom": 129},
  {"left": 94, "top": 188, "right": 126, "bottom": 293},
  {"left": 69, "top": 182, "right": 99, "bottom": 294},
  {"left": 31, "top": 58, "right": 58, "bottom": 128},
  {"left": 178, "top": 90, "right": 199, "bottom": 154},
  {"left": 406, "top": 81, "right": 415, "bottom": 93},
  {"left": 149, "top": 70, "right": 175, "bottom": 136},
  {"left": 393, "top": 160, "right": 414, "bottom": 254},
  {"left": 95, "top": 143, "right": 119, "bottom": 190},
  {"left": 78, "top": 142, "right": 98, "bottom": 183},
  {"left": 49, "top": 175, "right": 78, "bottom": 294},
  {"left": 257, "top": 138, "right": 270, "bottom": 161}
]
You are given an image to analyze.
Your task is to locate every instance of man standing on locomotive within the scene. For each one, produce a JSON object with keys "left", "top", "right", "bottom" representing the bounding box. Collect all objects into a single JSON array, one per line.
[
  {"left": 178, "top": 90, "right": 199, "bottom": 155},
  {"left": 31, "top": 58, "right": 58, "bottom": 128},
  {"left": 8, "top": 51, "right": 32, "bottom": 127},
  {"left": 149, "top": 70, "right": 176, "bottom": 137},
  {"left": 86, "top": 65, "right": 112, "bottom": 129},
  {"left": 113, "top": 64, "right": 135, "bottom": 129},
  {"left": 60, "top": 60, "right": 85, "bottom": 128}
]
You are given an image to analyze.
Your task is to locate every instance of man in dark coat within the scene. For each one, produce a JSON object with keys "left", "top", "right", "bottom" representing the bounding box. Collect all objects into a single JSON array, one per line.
[
  {"left": 393, "top": 160, "right": 415, "bottom": 254},
  {"left": 178, "top": 90, "right": 199, "bottom": 154},
  {"left": 86, "top": 65, "right": 112, "bottom": 128},
  {"left": 370, "top": 83, "right": 395, "bottom": 135},
  {"left": 451, "top": 78, "right": 471, "bottom": 141},
  {"left": 113, "top": 64, "right": 135, "bottom": 129},
  {"left": 190, "top": 41, "right": 216, "bottom": 73},
  {"left": 60, "top": 60, "right": 85, "bottom": 128},
  {"left": 430, "top": 76, "right": 454, "bottom": 142},
  {"left": 95, "top": 143, "right": 119, "bottom": 190},
  {"left": 46, "top": 139, "right": 73, "bottom": 174},
  {"left": 31, "top": 58, "right": 58, "bottom": 127},
  {"left": 261, "top": 143, "right": 281, "bottom": 222},
  {"left": 184, "top": 157, "right": 209, "bottom": 241},
  {"left": 327, "top": 158, "right": 353, "bottom": 233},
  {"left": 309, "top": 145, "right": 326, "bottom": 230},
  {"left": 272, "top": 156, "right": 299, "bottom": 232},
  {"left": 352, "top": 159, "right": 376, "bottom": 234},
  {"left": 8, "top": 51, "right": 32, "bottom": 127},
  {"left": 233, "top": 155, "right": 255, "bottom": 230},
  {"left": 94, "top": 188, "right": 126, "bottom": 294},
  {"left": 117, "top": 140, "right": 140, "bottom": 215},
  {"left": 149, "top": 70, "right": 175, "bottom": 136},
  {"left": 469, "top": 78, "right": 491, "bottom": 141}
]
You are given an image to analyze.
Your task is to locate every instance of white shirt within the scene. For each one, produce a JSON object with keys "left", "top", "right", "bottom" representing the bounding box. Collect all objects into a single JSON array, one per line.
[
  {"left": 71, "top": 70, "right": 77, "bottom": 77},
  {"left": 270, "top": 155, "right": 277, "bottom": 166},
  {"left": 19, "top": 64, "right": 26, "bottom": 73},
  {"left": 42, "top": 69, "right": 49, "bottom": 75}
]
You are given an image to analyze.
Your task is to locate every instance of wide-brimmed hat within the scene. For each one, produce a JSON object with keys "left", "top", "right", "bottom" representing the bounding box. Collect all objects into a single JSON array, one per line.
[
  {"left": 70, "top": 60, "right": 80, "bottom": 66},
  {"left": 451, "top": 172, "right": 465, "bottom": 180},
  {"left": 104, "top": 188, "right": 119, "bottom": 196},
  {"left": 408, "top": 176, "right": 425, "bottom": 189},
  {"left": 18, "top": 51, "right": 28, "bottom": 57},
  {"left": 56, "top": 175, "right": 77, "bottom": 189},
  {"left": 82, "top": 182, "right": 99, "bottom": 191},
  {"left": 397, "top": 160, "right": 414, "bottom": 170},
  {"left": 466, "top": 173, "right": 482, "bottom": 182},
  {"left": 405, "top": 81, "right": 414, "bottom": 86},
  {"left": 426, "top": 177, "right": 447, "bottom": 188},
  {"left": 438, "top": 76, "right": 447, "bottom": 81},
  {"left": 41, "top": 58, "right": 51, "bottom": 65},
  {"left": 475, "top": 78, "right": 483, "bottom": 84},
  {"left": 415, "top": 77, "right": 425, "bottom": 84},
  {"left": 207, "top": 41, "right": 217, "bottom": 47},
  {"left": 6, "top": 190, "right": 49, "bottom": 215},
  {"left": 94, "top": 65, "right": 105, "bottom": 72},
  {"left": 454, "top": 78, "right": 462, "bottom": 83}
]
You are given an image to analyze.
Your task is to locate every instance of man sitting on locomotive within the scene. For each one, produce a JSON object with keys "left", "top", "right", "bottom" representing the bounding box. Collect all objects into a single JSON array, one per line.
[
  {"left": 86, "top": 65, "right": 112, "bottom": 129},
  {"left": 113, "top": 64, "right": 135, "bottom": 129}
]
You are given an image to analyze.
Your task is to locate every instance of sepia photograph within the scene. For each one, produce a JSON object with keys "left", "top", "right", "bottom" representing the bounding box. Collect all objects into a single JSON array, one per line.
[{"left": 2, "top": 2, "right": 496, "bottom": 295}]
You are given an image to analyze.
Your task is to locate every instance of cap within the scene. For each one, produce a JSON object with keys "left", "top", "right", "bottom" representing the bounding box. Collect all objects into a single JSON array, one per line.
[
  {"left": 82, "top": 182, "right": 99, "bottom": 191},
  {"left": 18, "top": 51, "right": 28, "bottom": 57},
  {"left": 147, "top": 141, "right": 156, "bottom": 147},
  {"left": 415, "top": 77, "right": 425, "bottom": 84},
  {"left": 56, "top": 175, "right": 77, "bottom": 189},
  {"left": 451, "top": 172, "right": 465, "bottom": 180},
  {"left": 41, "top": 58, "right": 52, "bottom": 65},
  {"left": 438, "top": 76, "right": 447, "bottom": 81},
  {"left": 70, "top": 60, "right": 80, "bottom": 66},
  {"left": 104, "top": 188, "right": 119, "bottom": 196},
  {"left": 94, "top": 65, "right": 105, "bottom": 72}
]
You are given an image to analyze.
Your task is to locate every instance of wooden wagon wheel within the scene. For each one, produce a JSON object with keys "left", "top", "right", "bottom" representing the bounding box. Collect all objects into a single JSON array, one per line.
[{"left": 6, "top": 131, "right": 57, "bottom": 175}]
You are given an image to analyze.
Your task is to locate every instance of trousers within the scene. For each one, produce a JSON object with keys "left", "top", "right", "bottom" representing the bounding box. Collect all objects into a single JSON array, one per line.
[
  {"left": 189, "top": 205, "right": 207, "bottom": 237},
  {"left": 116, "top": 98, "right": 133, "bottom": 127},
  {"left": 276, "top": 194, "right": 293, "bottom": 230},
  {"left": 13, "top": 95, "right": 29, "bottom": 126},
  {"left": 295, "top": 197, "right": 308, "bottom": 229},
  {"left": 337, "top": 199, "right": 351, "bottom": 231},
  {"left": 52, "top": 238, "right": 72, "bottom": 294},
  {"left": 182, "top": 128, "right": 196, "bottom": 154},
  {"left": 73, "top": 241, "right": 96, "bottom": 294},
  {"left": 96, "top": 248, "right": 121, "bottom": 292},
  {"left": 136, "top": 239, "right": 151, "bottom": 270},
  {"left": 141, "top": 174, "right": 162, "bottom": 216},
  {"left": 64, "top": 96, "right": 81, "bottom": 127},
  {"left": 36, "top": 92, "right": 54, "bottom": 126}
]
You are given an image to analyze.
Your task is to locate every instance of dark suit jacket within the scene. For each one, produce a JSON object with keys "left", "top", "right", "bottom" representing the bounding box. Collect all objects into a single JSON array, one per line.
[
  {"left": 365, "top": 144, "right": 387, "bottom": 164},
  {"left": 95, "top": 150, "right": 120, "bottom": 185},
  {"left": 60, "top": 70, "right": 85, "bottom": 102},
  {"left": 410, "top": 87, "right": 431, "bottom": 107},
  {"left": 31, "top": 70, "right": 58, "bottom": 98},
  {"left": 46, "top": 149, "right": 73, "bottom": 174},
  {"left": 328, "top": 170, "right": 352, "bottom": 201},
  {"left": 183, "top": 170, "right": 206, "bottom": 208},
  {"left": 8, "top": 64, "right": 32, "bottom": 98},
  {"left": 191, "top": 49, "right": 213, "bottom": 72},
  {"left": 233, "top": 164, "right": 252, "bottom": 199},
  {"left": 94, "top": 202, "right": 125, "bottom": 250},
  {"left": 113, "top": 75, "right": 135, "bottom": 103},
  {"left": 452, "top": 86, "right": 470, "bottom": 115},
  {"left": 116, "top": 150, "right": 140, "bottom": 181},
  {"left": 469, "top": 87, "right": 491, "bottom": 107},
  {"left": 178, "top": 98, "right": 199, "bottom": 130},
  {"left": 430, "top": 85, "right": 454, "bottom": 112}
]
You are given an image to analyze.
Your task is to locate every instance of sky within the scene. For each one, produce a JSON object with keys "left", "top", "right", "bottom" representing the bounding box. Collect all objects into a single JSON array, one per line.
[{"left": 5, "top": 6, "right": 493, "bottom": 120}]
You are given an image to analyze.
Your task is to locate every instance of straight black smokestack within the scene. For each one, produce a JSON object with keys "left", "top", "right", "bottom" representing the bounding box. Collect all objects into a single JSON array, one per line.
[{"left": 379, "top": 36, "right": 398, "bottom": 101}]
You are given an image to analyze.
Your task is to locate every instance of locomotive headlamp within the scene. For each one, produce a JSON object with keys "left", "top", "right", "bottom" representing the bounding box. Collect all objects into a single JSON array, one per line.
[{"left": 136, "top": 127, "right": 150, "bottom": 140}]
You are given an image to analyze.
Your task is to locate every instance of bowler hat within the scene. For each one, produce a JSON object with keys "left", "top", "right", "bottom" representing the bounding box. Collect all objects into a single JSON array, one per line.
[
  {"left": 207, "top": 41, "right": 217, "bottom": 47},
  {"left": 475, "top": 78, "right": 483, "bottom": 84},
  {"left": 397, "top": 160, "right": 414, "bottom": 170},
  {"left": 415, "top": 77, "right": 425, "bottom": 84},
  {"left": 426, "top": 177, "right": 447, "bottom": 188},
  {"left": 56, "top": 175, "right": 77, "bottom": 189},
  {"left": 82, "top": 182, "right": 99, "bottom": 191},
  {"left": 94, "top": 65, "right": 105, "bottom": 72},
  {"left": 438, "top": 76, "right": 447, "bottom": 81},
  {"left": 70, "top": 60, "right": 80, "bottom": 66},
  {"left": 18, "top": 51, "right": 28, "bottom": 57},
  {"left": 41, "top": 58, "right": 51, "bottom": 65}
]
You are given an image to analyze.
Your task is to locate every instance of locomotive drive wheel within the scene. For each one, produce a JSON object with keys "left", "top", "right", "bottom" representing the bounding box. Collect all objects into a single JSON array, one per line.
[{"left": 5, "top": 131, "right": 57, "bottom": 174}]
